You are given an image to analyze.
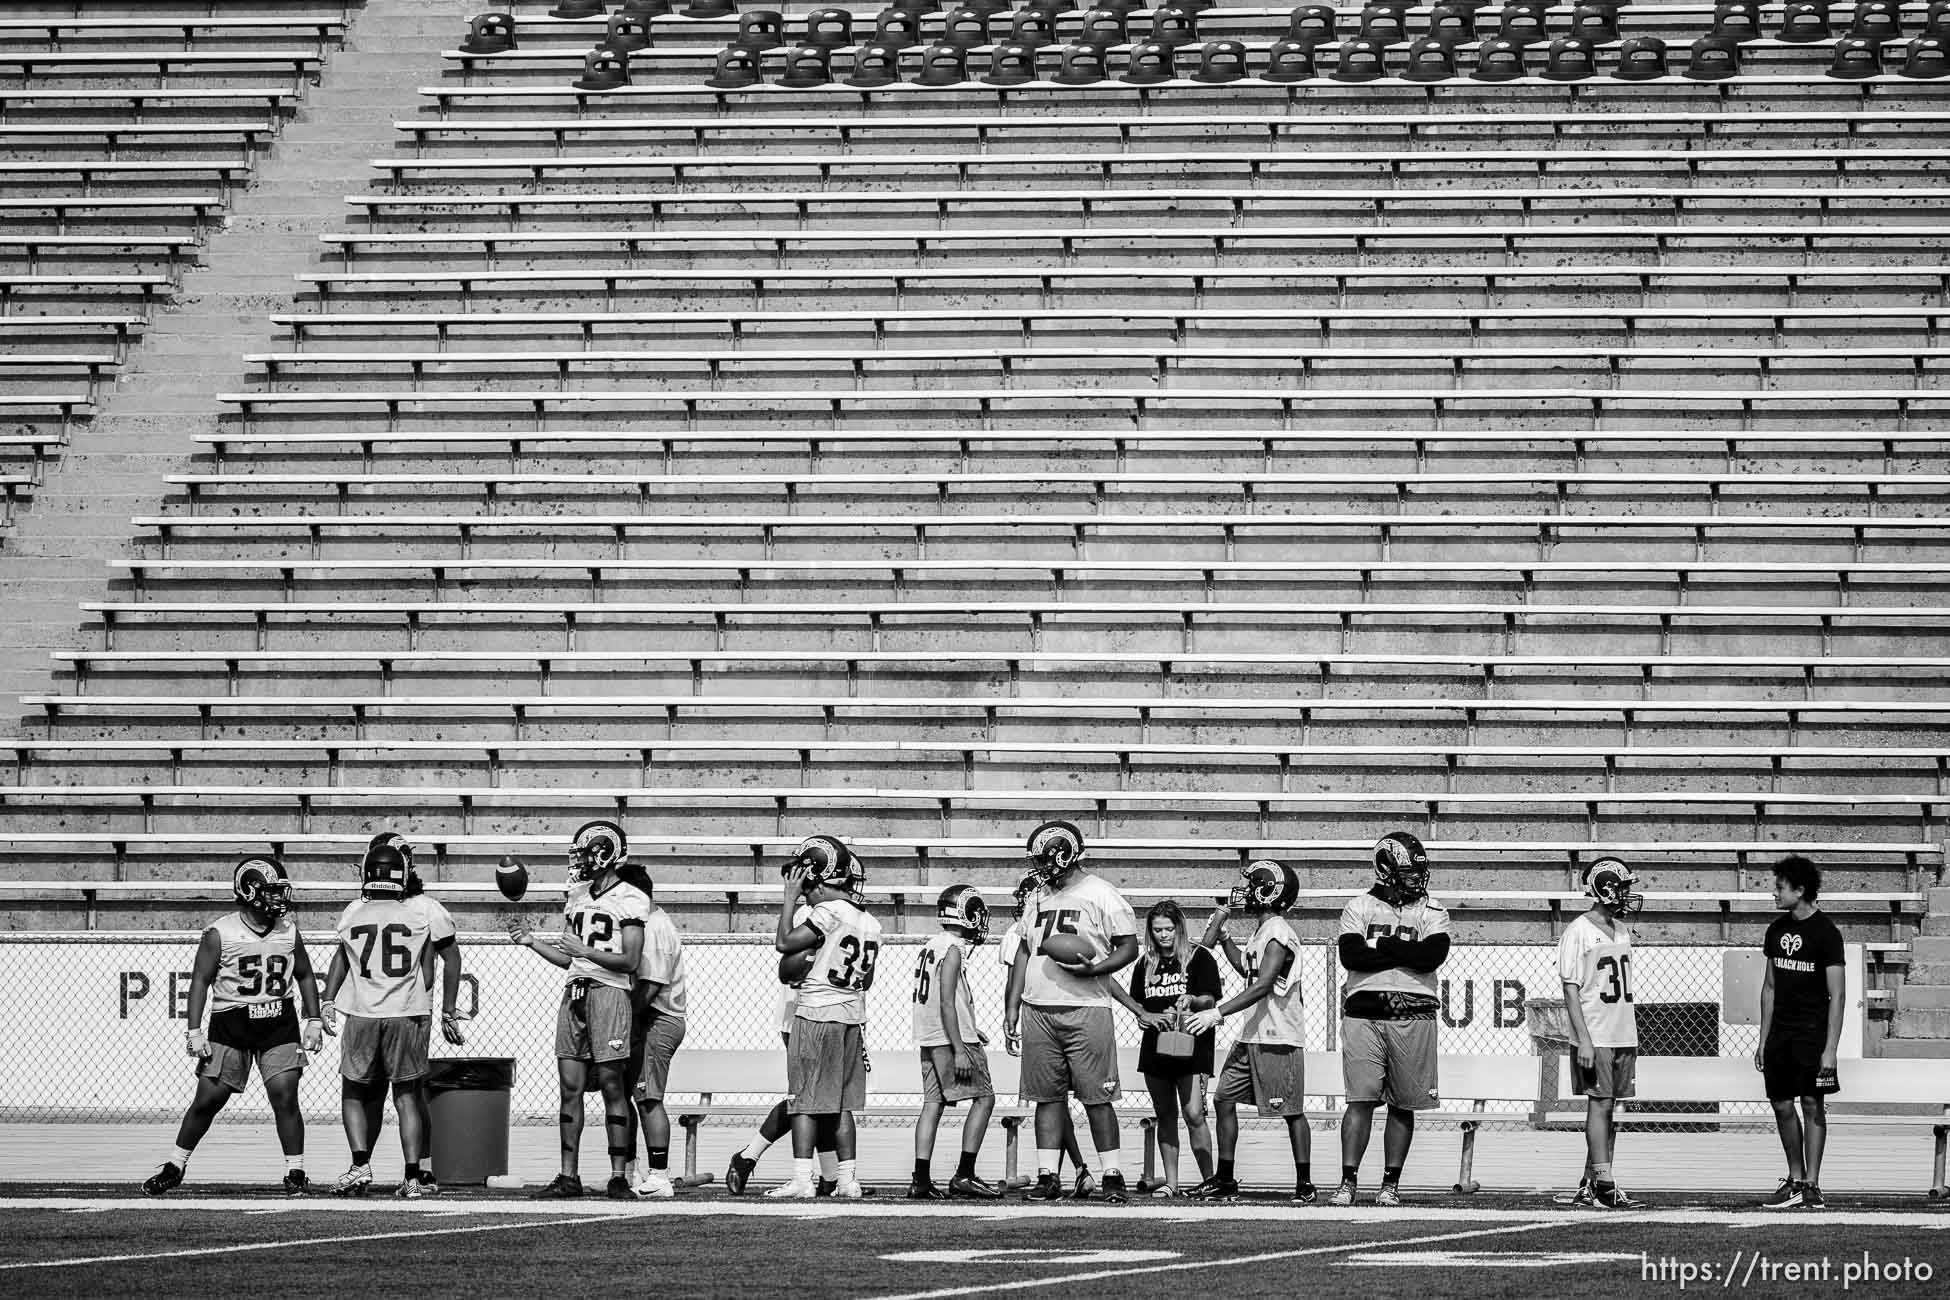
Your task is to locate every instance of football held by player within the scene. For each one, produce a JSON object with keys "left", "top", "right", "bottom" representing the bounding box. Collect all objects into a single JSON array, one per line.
[
  {"left": 772, "top": 835, "right": 883, "bottom": 1200},
  {"left": 908, "top": 884, "right": 1004, "bottom": 1200},
  {"left": 1008, "top": 821, "right": 1140, "bottom": 1204},
  {"left": 1332, "top": 831, "right": 1451, "bottom": 1207},
  {"left": 1558, "top": 858, "right": 1647, "bottom": 1210},
  {"left": 321, "top": 834, "right": 465, "bottom": 1199},
  {"left": 507, "top": 820, "right": 649, "bottom": 1200},
  {"left": 143, "top": 857, "right": 323, "bottom": 1197}
]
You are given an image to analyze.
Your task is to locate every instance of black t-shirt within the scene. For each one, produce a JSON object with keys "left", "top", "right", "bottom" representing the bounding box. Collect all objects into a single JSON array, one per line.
[
  {"left": 1763, "top": 909, "right": 1845, "bottom": 1035},
  {"left": 1130, "top": 944, "right": 1223, "bottom": 1077}
]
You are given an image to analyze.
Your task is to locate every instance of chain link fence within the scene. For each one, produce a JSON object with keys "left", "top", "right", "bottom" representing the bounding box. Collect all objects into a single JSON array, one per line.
[{"left": 0, "top": 930, "right": 1785, "bottom": 1129}]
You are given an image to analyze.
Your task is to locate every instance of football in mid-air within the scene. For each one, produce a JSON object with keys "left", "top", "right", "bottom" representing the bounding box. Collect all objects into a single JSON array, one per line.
[
  {"left": 1039, "top": 933, "right": 1097, "bottom": 967},
  {"left": 495, "top": 855, "right": 529, "bottom": 902},
  {"left": 778, "top": 949, "right": 817, "bottom": 985}
]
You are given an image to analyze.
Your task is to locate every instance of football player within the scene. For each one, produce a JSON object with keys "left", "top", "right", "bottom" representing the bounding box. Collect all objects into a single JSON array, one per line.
[
  {"left": 999, "top": 871, "right": 1092, "bottom": 1196},
  {"left": 1331, "top": 831, "right": 1451, "bottom": 1207},
  {"left": 143, "top": 857, "right": 324, "bottom": 1196},
  {"left": 624, "top": 875, "right": 687, "bottom": 1199},
  {"left": 909, "top": 884, "right": 1003, "bottom": 1199},
  {"left": 507, "top": 820, "right": 649, "bottom": 1200},
  {"left": 1188, "top": 860, "right": 1314, "bottom": 1203},
  {"left": 771, "top": 835, "right": 882, "bottom": 1199},
  {"left": 1004, "top": 821, "right": 1139, "bottom": 1204},
  {"left": 1558, "top": 858, "right": 1647, "bottom": 1210},
  {"left": 1756, "top": 854, "right": 1846, "bottom": 1211},
  {"left": 320, "top": 835, "right": 466, "bottom": 1198}
]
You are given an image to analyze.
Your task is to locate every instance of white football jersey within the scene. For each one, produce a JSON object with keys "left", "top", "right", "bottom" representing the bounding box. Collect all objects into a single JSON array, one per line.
[
  {"left": 1558, "top": 911, "right": 1638, "bottom": 1049},
  {"left": 1339, "top": 891, "right": 1451, "bottom": 999},
  {"left": 1021, "top": 872, "right": 1137, "bottom": 1010},
  {"left": 207, "top": 912, "right": 301, "bottom": 1013},
  {"left": 333, "top": 894, "right": 456, "bottom": 1019},
  {"left": 912, "top": 932, "right": 981, "bottom": 1048},
  {"left": 634, "top": 904, "right": 689, "bottom": 1018},
  {"left": 794, "top": 898, "right": 884, "bottom": 1026},
  {"left": 997, "top": 919, "right": 1029, "bottom": 972},
  {"left": 563, "top": 877, "right": 651, "bottom": 991},
  {"left": 1238, "top": 915, "right": 1306, "bottom": 1047}
]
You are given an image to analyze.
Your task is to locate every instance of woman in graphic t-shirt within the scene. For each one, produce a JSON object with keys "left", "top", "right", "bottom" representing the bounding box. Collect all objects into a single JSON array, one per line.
[{"left": 1109, "top": 900, "right": 1222, "bottom": 1195}]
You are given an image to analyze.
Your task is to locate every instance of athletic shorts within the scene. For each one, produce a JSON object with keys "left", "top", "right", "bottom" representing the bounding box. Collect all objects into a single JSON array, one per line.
[
  {"left": 1215, "top": 1041, "right": 1307, "bottom": 1117},
  {"left": 338, "top": 1014, "right": 432, "bottom": 1085},
  {"left": 1763, "top": 1030, "right": 1833, "bottom": 1103},
  {"left": 1571, "top": 1046, "right": 1638, "bottom": 1101},
  {"left": 628, "top": 1011, "right": 686, "bottom": 1103},
  {"left": 1340, "top": 1014, "right": 1439, "bottom": 1111},
  {"left": 1019, "top": 1004, "right": 1120, "bottom": 1105},
  {"left": 787, "top": 1017, "right": 867, "bottom": 1115},
  {"left": 556, "top": 980, "right": 633, "bottom": 1064},
  {"left": 920, "top": 1043, "right": 994, "bottom": 1105},
  {"left": 200, "top": 1040, "right": 304, "bottom": 1093}
]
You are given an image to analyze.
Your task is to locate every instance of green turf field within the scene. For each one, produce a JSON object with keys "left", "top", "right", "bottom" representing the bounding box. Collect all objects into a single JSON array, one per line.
[{"left": 3, "top": 1192, "right": 1946, "bottom": 1300}]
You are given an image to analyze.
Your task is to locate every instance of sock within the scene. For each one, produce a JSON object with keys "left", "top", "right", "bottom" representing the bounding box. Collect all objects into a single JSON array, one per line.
[
  {"left": 1297, "top": 1162, "right": 1311, "bottom": 1186},
  {"left": 792, "top": 1156, "right": 814, "bottom": 1187},
  {"left": 816, "top": 1150, "right": 839, "bottom": 1181},
  {"left": 1092, "top": 1146, "right": 1121, "bottom": 1179},
  {"left": 838, "top": 1159, "right": 858, "bottom": 1186},
  {"left": 914, "top": 1158, "right": 931, "bottom": 1184},
  {"left": 1036, "top": 1147, "right": 1060, "bottom": 1176},
  {"left": 404, "top": 1162, "right": 420, "bottom": 1182},
  {"left": 172, "top": 1147, "right": 193, "bottom": 1168},
  {"left": 648, "top": 1147, "right": 668, "bottom": 1173},
  {"left": 1382, "top": 1165, "right": 1402, "bottom": 1187},
  {"left": 1341, "top": 1165, "right": 1358, "bottom": 1185},
  {"left": 955, "top": 1151, "right": 977, "bottom": 1180},
  {"left": 1217, "top": 1158, "right": 1235, "bottom": 1182},
  {"left": 352, "top": 1149, "right": 370, "bottom": 1169},
  {"left": 740, "top": 1135, "right": 773, "bottom": 1162},
  {"left": 285, "top": 1154, "right": 304, "bottom": 1173},
  {"left": 1591, "top": 1161, "right": 1613, "bottom": 1188}
]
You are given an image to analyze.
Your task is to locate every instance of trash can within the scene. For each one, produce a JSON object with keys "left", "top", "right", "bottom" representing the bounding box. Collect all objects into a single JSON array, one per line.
[{"left": 426, "top": 1057, "right": 516, "bottom": 1186}]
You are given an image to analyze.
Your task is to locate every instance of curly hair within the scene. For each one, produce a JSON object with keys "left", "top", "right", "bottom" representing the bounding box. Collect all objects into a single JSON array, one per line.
[{"left": 1772, "top": 854, "right": 1821, "bottom": 904}]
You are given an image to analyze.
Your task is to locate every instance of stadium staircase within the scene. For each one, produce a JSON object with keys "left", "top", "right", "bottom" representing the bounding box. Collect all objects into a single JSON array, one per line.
[{"left": 0, "top": 0, "right": 1946, "bottom": 1057}]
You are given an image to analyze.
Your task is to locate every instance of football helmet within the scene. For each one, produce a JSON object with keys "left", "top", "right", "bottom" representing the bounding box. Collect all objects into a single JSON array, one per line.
[
  {"left": 1373, "top": 830, "right": 1430, "bottom": 906},
  {"left": 568, "top": 819, "right": 629, "bottom": 883},
  {"left": 360, "top": 841, "right": 409, "bottom": 898},
  {"left": 1229, "top": 858, "right": 1299, "bottom": 915},
  {"left": 784, "top": 834, "right": 866, "bottom": 901},
  {"left": 936, "top": 884, "right": 990, "bottom": 943},
  {"left": 1024, "top": 819, "right": 1086, "bottom": 889},
  {"left": 233, "top": 856, "right": 292, "bottom": 918},
  {"left": 365, "top": 831, "right": 424, "bottom": 896},
  {"left": 1584, "top": 857, "right": 1644, "bottom": 919}
]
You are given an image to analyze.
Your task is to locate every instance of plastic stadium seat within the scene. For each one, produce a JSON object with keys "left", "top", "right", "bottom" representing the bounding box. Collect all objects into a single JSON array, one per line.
[
  {"left": 1329, "top": 36, "right": 1387, "bottom": 81},
  {"left": 620, "top": 0, "right": 673, "bottom": 15},
  {"left": 1542, "top": 34, "right": 1598, "bottom": 81},
  {"left": 1778, "top": 0, "right": 1830, "bottom": 43},
  {"left": 779, "top": 44, "right": 834, "bottom": 87},
  {"left": 1358, "top": 4, "right": 1405, "bottom": 44},
  {"left": 731, "top": 9, "right": 786, "bottom": 50},
  {"left": 1902, "top": 33, "right": 1950, "bottom": 77},
  {"left": 1684, "top": 32, "right": 1742, "bottom": 79},
  {"left": 1401, "top": 36, "right": 1457, "bottom": 81},
  {"left": 1076, "top": 9, "right": 1128, "bottom": 50},
  {"left": 1712, "top": 3, "right": 1761, "bottom": 41},
  {"left": 459, "top": 12, "right": 517, "bottom": 54},
  {"left": 1828, "top": 34, "right": 1885, "bottom": 78},
  {"left": 1569, "top": 4, "right": 1619, "bottom": 44},
  {"left": 604, "top": 12, "right": 653, "bottom": 50},
  {"left": 916, "top": 42, "right": 971, "bottom": 84},
  {"left": 1613, "top": 34, "right": 1668, "bottom": 79},
  {"left": 1149, "top": 6, "right": 1199, "bottom": 49},
  {"left": 705, "top": 45, "right": 765, "bottom": 87},
  {"left": 1052, "top": 42, "right": 1110, "bottom": 85},
  {"left": 803, "top": 8, "right": 854, "bottom": 48},
  {"left": 1261, "top": 37, "right": 1318, "bottom": 80},
  {"left": 848, "top": 41, "right": 904, "bottom": 86},
  {"left": 549, "top": 0, "right": 606, "bottom": 18},
  {"left": 1852, "top": 0, "right": 1903, "bottom": 41},
  {"left": 1189, "top": 40, "right": 1246, "bottom": 83},
  {"left": 875, "top": 7, "right": 925, "bottom": 50},
  {"left": 1120, "top": 39, "right": 1173, "bottom": 82},
  {"left": 1286, "top": 5, "right": 1335, "bottom": 49},
  {"left": 942, "top": 9, "right": 991, "bottom": 47},
  {"left": 1472, "top": 35, "right": 1526, "bottom": 80},
  {"left": 983, "top": 40, "right": 1040, "bottom": 85},
  {"left": 1007, "top": 8, "right": 1058, "bottom": 49},
  {"left": 1499, "top": 3, "right": 1547, "bottom": 47},
  {"left": 572, "top": 46, "right": 631, "bottom": 90},
  {"left": 682, "top": 0, "right": 739, "bottom": 18},
  {"left": 1427, "top": 5, "right": 1476, "bottom": 46}
]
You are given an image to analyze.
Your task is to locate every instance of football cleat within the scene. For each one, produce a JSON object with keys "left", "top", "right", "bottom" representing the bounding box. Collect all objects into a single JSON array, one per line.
[
  {"left": 1293, "top": 1182, "right": 1318, "bottom": 1205},
  {"left": 416, "top": 1173, "right": 439, "bottom": 1198},
  {"left": 1151, "top": 1184, "right": 1180, "bottom": 1198},
  {"left": 533, "top": 1173, "right": 584, "bottom": 1200},
  {"left": 632, "top": 1172, "right": 675, "bottom": 1200},
  {"left": 1800, "top": 1185, "right": 1826, "bottom": 1210},
  {"left": 142, "top": 1162, "right": 185, "bottom": 1197},
  {"left": 1374, "top": 1183, "right": 1403, "bottom": 1208},
  {"left": 331, "top": 1164, "right": 374, "bottom": 1198},
  {"left": 1100, "top": 1171, "right": 1129, "bottom": 1205},
  {"left": 1567, "top": 1179, "right": 1597, "bottom": 1208},
  {"left": 1186, "top": 1174, "right": 1240, "bottom": 1201},
  {"left": 907, "top": 1178, "right": 947, "bottom": 1201},
  {"left": 1328, "top": 1180, "right": 1358, "bottom": 1207},
  {"left": 282, "top": 1169, "right": 309, "bottom": 1197},
  {"left": 832, "top": 1178, "right": 865, "bottom": 1200},
  {"left": 949, "top": 1172, "right": 1003, "bottom": 1199},
  {"left": 766, "top": 1179, "right": 817, "bottom": 1200},
  {"left": 1593, "top": 1183, "right": 1646, "bottom": 1210},
  {"left": 1760, "top": 1178, "right": 1805, "bottom": 1210},
  {"left": 1071, "top": 1168, "right": 1095, "bottom": 1200},
  {"left": 815, "top": 1177, "right": 836, "bottom": 1198},
  {"left": 396, "top": 1177, "right": 430, "bottom": 1200},
  {"left": 1024, "top": 1172, "right": 1063, "bottom": 1200},
  {"left": 604, "top": 1174, "right": 634, "bottom": 1201},
  {"left": 724, "top": 1153, "right": 757, "bottom": 1195}
]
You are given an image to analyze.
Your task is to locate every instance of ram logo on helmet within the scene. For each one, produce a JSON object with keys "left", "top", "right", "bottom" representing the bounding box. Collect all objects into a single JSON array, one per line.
[
  {"left": 1584, "top": 857, "right": 1645, "bottom": 919},
  {"left": 568, "top": 819, "right": 629, "bottom": 883},
  {"left": 1230, "top": 859, "right": 1299, "bottom": 915},
  {"left": 1024, "top": 819, "right": 1086, "bottom": 889},
  {"left": 1373, "top": 830, "right": 1431, "bottom": 906}
]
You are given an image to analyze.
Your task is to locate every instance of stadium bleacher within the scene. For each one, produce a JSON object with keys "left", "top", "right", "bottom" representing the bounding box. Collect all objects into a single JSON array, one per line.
[{"left": 0, "top": 0, "right": 1945, "bottom": 1078}]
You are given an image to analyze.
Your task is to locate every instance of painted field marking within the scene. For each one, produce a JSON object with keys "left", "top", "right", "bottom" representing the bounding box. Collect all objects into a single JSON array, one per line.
[
  {"left": 883, "top": 1249, "right": 1181, "bottom": 1266},
  {"left": 0, "top": 1212, "right": 615, "bottom": 1272},
  {"left": 1341, "top": 1250, "right": 1642, "bottom": 1269}
]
